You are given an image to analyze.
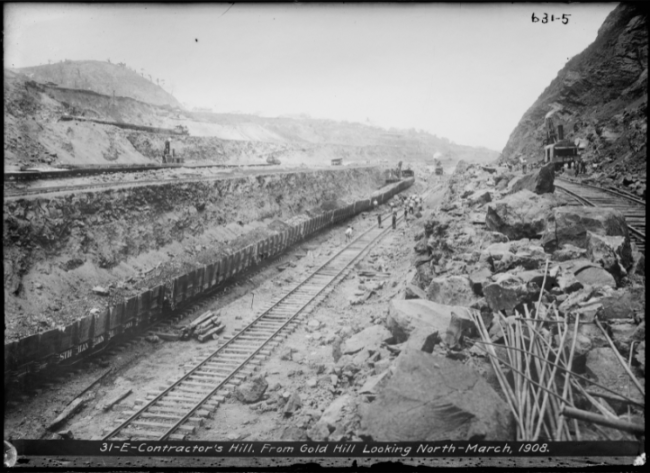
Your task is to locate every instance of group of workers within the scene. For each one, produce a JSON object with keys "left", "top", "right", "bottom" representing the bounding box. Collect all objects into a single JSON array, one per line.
[
  {"left": 573, "top": 158, "right": 587, "bottom": 175},
  {"left": 345, "top": 194, "right": 425, "bottom": 244}
]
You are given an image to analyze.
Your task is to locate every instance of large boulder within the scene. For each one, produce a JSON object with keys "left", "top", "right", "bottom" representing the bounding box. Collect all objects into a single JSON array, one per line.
[
  {"left": 574, "top": 265, "right": 617, "bottom": 289},
  {"left": 599, "top": 287, "right": 645, "bottom": 321},
  {"left": 426, "top": 275, "right": 479, "bottom": 306},
  {"left": 415, "top": 262, "right": 435, "bottom": 289},
  {"left": 483, "top": 273, "right": 529, "bottom": 312},
  {"left": 586, "top": 231, "right": 633, "bottom": 282},
  {"left": 494, "top": 172, "right": 515, "bottom": 190},
  {"left": 341, "top": 325, "right": 392, "bottom": 355},
  {"left": 466, "top": 190, "right": 492, "bottom": 206},
  {"left": 485, "top": 190, "right": 562, "bottom": 240},
  {"left": 359, "top": 350, "right": 514, "bottom": 441},
  {"left": 552, "top": 243, "right": 587, "bottom": 262},
  {"left": 480, "top": 242, "right": 547, "bottom": 273},
  {"left": 468, "top": 266, "right": 493, "bottom": 296},
  {"left": 460, "top": 182, "right": 478, "bottom": 199},
  {"left": 610, "top": 322, "right": 644, "bottom": 358},
  {"left": 234, "top": 375, "right": 268, "bottom": 403},
  {"left": 541, "top": 206, "right": 630, "bottom": 253},
  {"left": 585, "top": 347, "right": 645, "bottom": 414},
  {"left": 405, "top": 283, "right": 427, "bottom": 300},
  {"left": 386, "top": 299, "right": 473, "bottom": 345},
  {"left": 507, "top": 162, "right": 555, "bottom": 195}
]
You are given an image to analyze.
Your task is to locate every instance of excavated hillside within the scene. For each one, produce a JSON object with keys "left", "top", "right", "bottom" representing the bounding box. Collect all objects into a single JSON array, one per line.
[
  {"left": 500, "top": 3, "right": 647, "bottom": 178},
  {"left": 4, "top": 64, "right": 498, "bottom": 170},
  {"left": 18, "top": 60, "right": 181, "bottom": 108}
]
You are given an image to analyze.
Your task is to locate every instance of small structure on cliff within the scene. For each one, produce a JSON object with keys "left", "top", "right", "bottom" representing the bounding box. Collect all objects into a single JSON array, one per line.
[{"left": 543, "top": 110, "right": 579, "bottom": 170}]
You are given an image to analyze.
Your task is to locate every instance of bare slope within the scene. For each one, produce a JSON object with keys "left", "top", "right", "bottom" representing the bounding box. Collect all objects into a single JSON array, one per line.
[
  {"left": 500, "top": 3, "right": 647, "bottom": 176},
  {"left": 5, "top": 64, "right": 499, "bottom": 169},
  {"left": 18, "top": 60, "right": 181, "bottom": 108}
]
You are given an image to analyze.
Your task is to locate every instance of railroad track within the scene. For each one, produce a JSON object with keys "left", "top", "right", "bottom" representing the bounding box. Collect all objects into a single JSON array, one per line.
[
  {"left": 4, "top": 162, "right": 274, "bottom": 182},
  {"left": 555, "top": 177, "right": 645, "bottom": 253},
  {"left": 4, "top": 165, "right": 378, "bottom": 199},
  {"left": 103, "top": 211, "right": 403, "bottom": 441}
]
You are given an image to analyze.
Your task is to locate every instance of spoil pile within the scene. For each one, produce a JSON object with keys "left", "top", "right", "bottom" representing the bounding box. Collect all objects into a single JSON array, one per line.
[{"left": 393, "top": 161, "right": 645, "bottom": 441}]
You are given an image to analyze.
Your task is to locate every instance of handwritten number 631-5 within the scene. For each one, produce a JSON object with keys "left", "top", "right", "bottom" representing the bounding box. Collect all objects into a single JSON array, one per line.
[{"left": 532, "top": 13, "right": 571, "bottom": 24}]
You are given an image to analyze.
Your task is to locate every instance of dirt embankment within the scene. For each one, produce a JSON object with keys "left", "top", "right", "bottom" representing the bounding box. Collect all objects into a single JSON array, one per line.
[{"left": 3, "top": 167, "right": 384, "bottom": 342}]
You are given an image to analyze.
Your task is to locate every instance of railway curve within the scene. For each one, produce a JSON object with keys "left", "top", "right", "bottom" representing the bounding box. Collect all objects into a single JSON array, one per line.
[{"left": 555, "top": 177, "right": 645, "bottom": 253}]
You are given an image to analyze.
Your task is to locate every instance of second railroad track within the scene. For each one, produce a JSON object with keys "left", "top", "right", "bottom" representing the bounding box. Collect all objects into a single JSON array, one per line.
[{"left": 555, "top": 177, "right": 645, "bottom": 253}]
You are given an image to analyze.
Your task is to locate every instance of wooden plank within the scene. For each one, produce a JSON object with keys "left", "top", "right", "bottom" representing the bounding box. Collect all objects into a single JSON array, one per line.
[{"left": 102, "top": 389, "right": 133, "bottom": 412}]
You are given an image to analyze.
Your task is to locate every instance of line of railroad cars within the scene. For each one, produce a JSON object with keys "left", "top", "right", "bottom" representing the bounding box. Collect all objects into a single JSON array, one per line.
[{"left": 4, "top": 178, "right": 414, "bottom": 382}]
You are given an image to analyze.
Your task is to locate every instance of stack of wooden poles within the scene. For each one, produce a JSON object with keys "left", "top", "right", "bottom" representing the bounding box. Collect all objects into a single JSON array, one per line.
[{"left": 181, "top": 311, "right": 224, "bottom": 342}]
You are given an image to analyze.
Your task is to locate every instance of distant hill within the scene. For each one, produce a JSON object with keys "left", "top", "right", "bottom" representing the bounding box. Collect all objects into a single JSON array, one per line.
[
  {"left": 500, "top": 3, "right": 647, "bottom": 175},
  {"left": 18, "top": 60, "right": 182, "bottom": 108},
  {"left": 4, "top": 65, "right": 498, "bottom": 169}
]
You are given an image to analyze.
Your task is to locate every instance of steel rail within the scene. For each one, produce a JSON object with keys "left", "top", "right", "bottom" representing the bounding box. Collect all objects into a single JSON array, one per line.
[
  {"left": 4, "top": 163, "right": 272, "bottom": 182},
  {"left": 557, "top": 177, "right": 645, "bottom": 206},
  {"left": 555, "top": 183, "right": 646, "bottom": 248},
  {"left": 103, "top": 208, "right": 404, "bottom": 441},
  {"left": 5, "top": 165, "right": 380, "bottom": 199}
]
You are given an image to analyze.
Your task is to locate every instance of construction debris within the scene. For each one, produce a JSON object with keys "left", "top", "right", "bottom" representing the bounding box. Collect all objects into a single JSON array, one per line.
[
  {"left": 101, "top": 389, "right": 133, "bottom": 412},
  {"left": 181, "top": 311, "right": 225, "bottom": 342}
]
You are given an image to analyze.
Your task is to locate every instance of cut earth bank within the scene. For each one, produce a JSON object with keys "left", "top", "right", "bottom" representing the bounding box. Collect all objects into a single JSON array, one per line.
[
  {"left": 3, "top": 169, "right": 443, "bottom": 444},
  {"left": 4, "top": 167, "right": 386, "bottom": 342}
]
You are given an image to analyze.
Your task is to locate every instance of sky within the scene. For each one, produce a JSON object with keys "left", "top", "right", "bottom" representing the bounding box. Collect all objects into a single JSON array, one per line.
[{"left": 4, "top": 3, "right": 617, "bottom": 151}]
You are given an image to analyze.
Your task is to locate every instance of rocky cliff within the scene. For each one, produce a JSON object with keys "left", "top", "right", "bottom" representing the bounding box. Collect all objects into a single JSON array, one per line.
[{"left": 500, "top": 3, "right": 647, "bottom": 178}]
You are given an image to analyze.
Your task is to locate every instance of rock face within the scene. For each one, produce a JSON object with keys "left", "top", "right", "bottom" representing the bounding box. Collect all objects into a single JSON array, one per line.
[
  {"left": 541, "top": 206, "right": 630, "bottom": 253},
  {"left": 499, "top": 3, "right": 647, "bottom": 180},
  {"left": 360, "top": 350, "right": 514, "bottom": 441},
  {"left": 507, "top": 162, "right": 555, "bottom": 195},
  {"left": 485, "top": 190, "right": 561, "bottom": 240}
]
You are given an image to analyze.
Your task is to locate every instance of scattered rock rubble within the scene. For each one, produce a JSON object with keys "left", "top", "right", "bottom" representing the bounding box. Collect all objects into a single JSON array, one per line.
[
  {"left": 362, "top": 161, "right": 645, "bottom": 441},
  {"left": 219, "top": 168, "right": 593, "bottom": 443}
]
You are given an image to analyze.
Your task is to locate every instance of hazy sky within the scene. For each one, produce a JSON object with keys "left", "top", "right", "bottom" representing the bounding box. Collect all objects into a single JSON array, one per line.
[{"left": 5, "top": 3, "right": 617, "bottom": 151}]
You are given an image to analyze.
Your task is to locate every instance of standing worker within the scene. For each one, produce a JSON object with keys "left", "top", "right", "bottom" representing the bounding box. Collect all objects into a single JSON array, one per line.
[
  {"left": 377, "top": 212, "right": 382, "bottom": 228},
  {"left": 345, "top": 225, "right": 353, "bottom": 242},
  {"left": 392, "top": 209, "right": 397, "bottom": 230},
  {"left": 164, "top": 137, "right": 171, "bottom": 158}
]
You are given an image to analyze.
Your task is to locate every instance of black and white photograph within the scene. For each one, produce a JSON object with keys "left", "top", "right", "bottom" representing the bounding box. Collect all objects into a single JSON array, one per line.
[{"left": 3, "top": 2, "right": 646, "bottom": 469}]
